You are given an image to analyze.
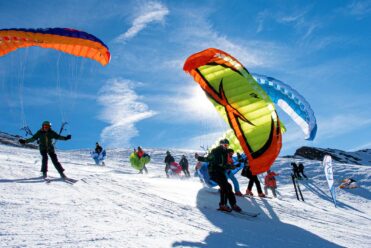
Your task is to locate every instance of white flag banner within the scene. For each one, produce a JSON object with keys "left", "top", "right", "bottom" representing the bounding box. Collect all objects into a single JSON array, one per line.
[{"left": 322, "top": 155, "right": 336, "bottom": 207}]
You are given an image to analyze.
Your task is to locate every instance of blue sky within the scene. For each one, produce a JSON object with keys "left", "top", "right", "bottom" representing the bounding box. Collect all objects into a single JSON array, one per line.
[{"left": 0, "top": 0, "right": 370, "bottom": 155}]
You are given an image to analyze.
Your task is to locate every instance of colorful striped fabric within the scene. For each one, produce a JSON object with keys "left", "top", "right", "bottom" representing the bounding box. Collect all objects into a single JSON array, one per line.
[
  {"left": 184, "top": 48, "right": 282, "bottom": 175},
  {"left": 0, "top": 28, "right": 110, "bottom": 66}
]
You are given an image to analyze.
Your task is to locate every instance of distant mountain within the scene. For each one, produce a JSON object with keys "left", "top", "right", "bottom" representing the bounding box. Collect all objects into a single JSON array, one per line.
[
  {"left": 0, "top": 131, "right": 37, "bottom": 149},
  {"left": 294, "top": 146, "right": 371, "bottom": 165}
]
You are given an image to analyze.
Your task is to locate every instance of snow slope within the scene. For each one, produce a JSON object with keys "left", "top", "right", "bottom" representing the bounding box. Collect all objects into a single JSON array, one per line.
[{"left": 0, "top": 144, "right": 370, "bottom": 248}]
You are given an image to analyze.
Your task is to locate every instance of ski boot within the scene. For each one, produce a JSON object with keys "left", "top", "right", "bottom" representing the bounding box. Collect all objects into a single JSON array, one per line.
[
  {"left": 42, "top": 172, "right": 47, "bottom": 179},
  {"left": 245, "top": 189, "right": 254, "bottom": 196},
  {"left": 258, "top": 193, "right": 266, "bottom": 198},
  {"left": 231, "top": 204, "right": 242, "bottom": 212},
  {"left": 235, "top": 191, "right": 243, "bottom": 197},
  {"left": 218, "top": 204, "right": 232, "bottom": 212},
  {"left": 59, "top": 172, "right": 67, "bottom": 179}
]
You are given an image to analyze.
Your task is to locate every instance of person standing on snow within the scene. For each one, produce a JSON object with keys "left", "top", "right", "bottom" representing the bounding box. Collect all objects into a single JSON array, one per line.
[
  {"left": 164, "top": 151, "right": 175, "bottom": 178},
  {"left": 226, "top": 149, "right": 243, "bottom": 197},
  {"left": 298, "top": 162, "right": 308, "bottom": 179},
  {"left": 19, "top": 121, "right": 71, "bottom": 179},
  {"left": 264, "top": 170, "right": 279, "bottom": 197},
  {"left": 241, "top": 160, "right": 265, "bottom": 197},
  {"left": 196, "top": 139, "right": 242, "bottom": 212},
  {"left": 179, "top": 155, "right": 190, "bottom": 177},
  {"left": 292, "top": 162, "right": 302, "bottom": 179},
  {"left": 95, "top": 142, "right": 103, "bottom": 154},
  {"left": 137, "top": 146, "right": 148, "bottom": 174}
]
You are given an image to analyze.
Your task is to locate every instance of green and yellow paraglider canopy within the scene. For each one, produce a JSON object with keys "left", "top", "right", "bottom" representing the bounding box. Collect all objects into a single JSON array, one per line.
[{"left": 183, "top": 48, "right": 282, "bottom": 174}]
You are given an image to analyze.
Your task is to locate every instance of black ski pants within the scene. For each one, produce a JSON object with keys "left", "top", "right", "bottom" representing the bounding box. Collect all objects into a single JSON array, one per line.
[
  {"left": 182, "top": 167, "right": 190, "bottom": 177},
  {"left": 210, "top": 170, "right": 236, "bottom": 207},
  {"left": 247, "top": 175, "right": 263, "bottom": 194},
  {"left": 40, "top": 150, "right": 64, "bottom": 174},
  {"left": 298, "top": 171, "right": 307, "bottom": 179}
]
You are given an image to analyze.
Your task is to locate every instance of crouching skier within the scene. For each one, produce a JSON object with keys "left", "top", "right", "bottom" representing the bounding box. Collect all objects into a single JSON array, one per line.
[{"left": 19, "top": 121, "right": 72, "bottom": 179}]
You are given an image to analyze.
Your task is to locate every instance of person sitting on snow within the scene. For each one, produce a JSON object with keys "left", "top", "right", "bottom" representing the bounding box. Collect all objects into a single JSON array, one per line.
[
  {"left": 264, "top": 170, "right": 279, "bottom": 198},
  {"left": 19, "top": 121, "right": 71, "bottom": 179},
  {"left": 339, "top": 178, "right": 358, "bottom": 189}
]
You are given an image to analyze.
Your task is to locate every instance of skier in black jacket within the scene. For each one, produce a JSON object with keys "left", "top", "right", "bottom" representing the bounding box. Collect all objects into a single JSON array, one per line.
[
  {"left": 241, "top": 161, "right": 265, "bottom": 197},
  {"left": 196, "top": 139, "right": 242, "bottom": 212},
  {"left": 179, "top": 155, "right": 190, "bottom": 177},
  {"left": 164, "top": 151, "right": 175, "bottom": 178},
  {"left": 19, "top": 121, "right": 71, "bottom": 178},
  {"left": 298, "top": 163, "right": 308, "bottom": 179},
  {"left": 291, "top": 162, "right": 301, "bottom": 179}
]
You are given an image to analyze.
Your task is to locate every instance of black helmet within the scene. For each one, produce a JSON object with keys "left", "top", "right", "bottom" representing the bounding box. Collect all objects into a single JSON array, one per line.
[
  {"left": 219, "top": 138, "right": 229, "bottom": 145},
  {"left": 42, "top": 121, "right": 51, "bottom": 127},
  {"left": 166, "top": 150, "right": 170, "bottom": 154}
]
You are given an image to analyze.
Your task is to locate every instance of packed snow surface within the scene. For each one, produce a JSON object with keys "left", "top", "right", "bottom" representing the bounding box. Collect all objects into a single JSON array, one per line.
[{"left": 0, "top": 144, "right": 370, "bottom": 247}]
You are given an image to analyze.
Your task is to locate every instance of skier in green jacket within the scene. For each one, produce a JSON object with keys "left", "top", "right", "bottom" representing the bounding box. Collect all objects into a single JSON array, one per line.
[{"left": 19, "top": 121, "right": 71, "bottom": 179}]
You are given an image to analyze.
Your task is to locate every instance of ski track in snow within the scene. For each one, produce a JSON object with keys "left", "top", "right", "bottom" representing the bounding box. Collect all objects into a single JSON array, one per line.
[{"left": 0, "top": 144, "right": 370, "bottom": 248}]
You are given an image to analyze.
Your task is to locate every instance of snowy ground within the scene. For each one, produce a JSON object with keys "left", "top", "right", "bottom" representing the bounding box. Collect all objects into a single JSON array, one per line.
[{"left": 0, "top": 144, "right": 370, "bottom": 248}]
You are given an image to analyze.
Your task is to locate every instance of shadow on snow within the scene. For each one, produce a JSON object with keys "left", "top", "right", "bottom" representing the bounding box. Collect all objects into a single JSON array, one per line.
[{"left": 173, "top": 187, "right": 343, "bottom": 248}]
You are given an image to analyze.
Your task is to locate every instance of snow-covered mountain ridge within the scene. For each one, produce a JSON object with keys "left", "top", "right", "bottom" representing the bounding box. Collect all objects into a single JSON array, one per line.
[
  {"left": 295, "top": 146, "right": 371, "bottom": 165},
  {"left": 0, "top": 143, "right": 370, "bottom": 248},
  {"left": 0, "top": 131, "right": 37, "bottom": 149}
]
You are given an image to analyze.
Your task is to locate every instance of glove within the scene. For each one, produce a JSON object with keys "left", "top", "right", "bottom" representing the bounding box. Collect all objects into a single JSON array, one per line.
[
  {"left": 65, "top": 135, "right": 72, "bottom": 140},
  {"left": 19, "top": 139, "right": 26, "bottom": 144}
]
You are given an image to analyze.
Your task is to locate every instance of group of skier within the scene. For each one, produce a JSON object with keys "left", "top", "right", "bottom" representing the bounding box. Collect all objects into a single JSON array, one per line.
[
  {"left": 18, "top": 120, "right": 310, "bottom": 213},
  {"left": 164, "top": 151, "right": 190, "bottom": 178}
]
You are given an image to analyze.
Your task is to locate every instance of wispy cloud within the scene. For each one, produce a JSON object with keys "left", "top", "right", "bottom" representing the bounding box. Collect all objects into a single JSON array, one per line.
[
  {"left": 276, "top": 7, "right": 321, "bottom": 40},
  {"left": 317, "top": 114, "right": 371, "bottom": 140},
  {"left": 98, "top": 78, "right": 156, "bottom": 148},
  {"left": 155, "top": 84, "right": 225, "bottom": 126},
  {"left": 116, "top": 1, "right": 169, "bottom": 42},
  {"left": 340, "top": 0, "right": 371, "bottom": 19}
]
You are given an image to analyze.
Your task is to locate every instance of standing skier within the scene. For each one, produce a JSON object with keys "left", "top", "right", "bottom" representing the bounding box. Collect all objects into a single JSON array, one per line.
[
  {"left": 19, "top": 121, "right": 71, "bottom": 178},
  {"left": 291, "top": 162, "right": 301, "bottom": 179},
  {"left": 179, "top": 155, "right": 190, "bottom": 177},
  {"left": 164, "top": 151, "right": 175, "bottom": 178},
  {"left": 137, "top": 146, "right": 148, "bottom": 174},
  {"left": 95, "top": 142, "right": 103, "bottom": 154},
  {"left": 298, "top": 163, "right": 308, "bottom": 179},
  {"left": 226, "top": 149, "right": 243, "bottom": 196},
  {"left": 196, "top": 139, "right": 242, "bottom": 212},
  {"left": 241, "top": 161, "right": 265, "bottom": 197},
  {"left": 264, "top": 170, "right": 279, "bottom": 197}
]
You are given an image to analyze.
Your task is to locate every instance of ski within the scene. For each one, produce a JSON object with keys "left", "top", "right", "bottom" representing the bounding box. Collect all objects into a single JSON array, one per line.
[
  {"left": 217, "top": 209, "right": 260, "bottom": 219},
  {"left": 296, "top": 177, "right": 305, "bottom": 201},
  {"left": 62, "top": 178, "right": 78, "bottom": 184},
  {"left": 243, "top": 195, "right": 273, "bottom": 199},
  {"left": 291, "top": 173, "right": 300, "bottom": 200},
  {"left": 43, "top": 177, "right": 78, "bottom": 184}
]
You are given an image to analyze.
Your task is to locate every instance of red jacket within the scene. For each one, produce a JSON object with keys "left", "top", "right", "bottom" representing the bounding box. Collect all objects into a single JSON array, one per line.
[
  {"left": 137, "top": 150, "right": 144, "bottom": 159},
  {"left": 264, "top": 171, "right": 278, "bottom": 188}
]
